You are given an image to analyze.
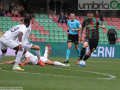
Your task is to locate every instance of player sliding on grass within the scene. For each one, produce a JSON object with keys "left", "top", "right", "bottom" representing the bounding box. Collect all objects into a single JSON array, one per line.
[
  {"left": 0, "top": 45, "right": 69, "bottom": 67},
  {"left": 76, "top": 11, "right": 106, "bottom": 65},
  {"left": 64, "top": 13, "right": 81, "bottom": 63},
  {"left": 0, "top": 18, "right": 30, "bottom": 71}
]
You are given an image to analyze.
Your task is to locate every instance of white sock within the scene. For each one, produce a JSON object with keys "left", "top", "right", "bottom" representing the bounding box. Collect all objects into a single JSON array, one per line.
[
  {"left": 54, "top": 61, "right": 66, "bottom": 66},
  {"left": 0, "top": 53, "right": 6, "bottom": 60},
  {"left": 13, "top": 50, "right": 24, "bottom": 68},
  {"left": 36, "top": 50, "right": 41, "bottom": 61},
  {"left": 44, "top": 48, "right": 48, "bottom": 59}
]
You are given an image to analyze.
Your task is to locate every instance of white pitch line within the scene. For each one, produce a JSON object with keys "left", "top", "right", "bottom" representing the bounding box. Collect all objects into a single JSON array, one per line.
[
  {"left": 0, "top": 67, "right": 116, "bottom": 80},
  {"left": 44, "top": 67, "right": 116, "bottom": 80},
  {"left": 0, "top": 70, "right": 79, "bottom": 78}
]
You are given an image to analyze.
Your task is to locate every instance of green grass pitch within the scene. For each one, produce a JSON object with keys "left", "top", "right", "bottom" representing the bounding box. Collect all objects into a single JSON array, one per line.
[{"left": 0, "top": 56, "right": 120, "bottom": 90}]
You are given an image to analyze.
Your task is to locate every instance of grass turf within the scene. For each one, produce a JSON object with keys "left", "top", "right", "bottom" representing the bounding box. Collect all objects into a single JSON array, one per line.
[{"left": 0, "top": 56, "right": 120, "bottom": 90}]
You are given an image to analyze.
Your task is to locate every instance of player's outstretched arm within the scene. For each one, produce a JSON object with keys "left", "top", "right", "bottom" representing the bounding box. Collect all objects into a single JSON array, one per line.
[
  {"left": 99, "top": 24, "right": 106, "bottom": 29},
  {"left": 23, "top": 57, "right": 30, "bottom": 65},
  {"left": 0, "top": 60, "right": 15, "bottom": 64}
]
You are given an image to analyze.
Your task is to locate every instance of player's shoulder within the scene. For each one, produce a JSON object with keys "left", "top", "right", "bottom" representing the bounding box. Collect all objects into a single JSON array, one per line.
[
  {"left": 68, "top": 20, "right": 71, "bottom": 23},
  {"left": 75, "top": 19, "right": 80, "bottom": 23}
]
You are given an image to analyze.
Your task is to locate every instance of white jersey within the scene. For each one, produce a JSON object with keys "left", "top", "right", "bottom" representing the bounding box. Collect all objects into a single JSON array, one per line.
[
  {"left": 3, "top": 24, "right": 27, "bottom": 41},
  {"left": 21, "top": 51, "right": 47, "bottom": 65},
  {"left": 24, "top": 24, "right": 31, "bottom": 43}
]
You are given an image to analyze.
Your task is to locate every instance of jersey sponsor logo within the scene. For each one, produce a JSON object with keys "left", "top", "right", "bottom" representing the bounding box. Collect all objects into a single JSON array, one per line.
[{"left": 86, "top": 25, "right": 96, "bottom": 27}]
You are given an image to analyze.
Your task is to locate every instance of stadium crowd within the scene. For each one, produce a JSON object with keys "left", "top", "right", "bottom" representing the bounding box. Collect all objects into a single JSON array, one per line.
[{"left": 0, "top": 2, "right": 33, "bottom": 17}]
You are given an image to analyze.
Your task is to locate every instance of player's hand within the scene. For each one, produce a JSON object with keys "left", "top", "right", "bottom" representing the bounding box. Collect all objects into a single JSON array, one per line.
[
  {"left": 99, "top": 25, "right": 102, "bottom": 28},
  {"left": 66, "top": 32, "right": 69, "bottom": 35},
  {"left": 71, "top": 29, "right": 75, "bottom": 31},
  {"left": 19, "top": 44, "right": 23, "bottom": 51}
]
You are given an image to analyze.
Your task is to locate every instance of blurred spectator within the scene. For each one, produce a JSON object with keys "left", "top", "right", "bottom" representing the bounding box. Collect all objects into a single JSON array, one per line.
[
  {"left": 20, "top": 4, "right": 24, "bottom": 10},
  {"left": 12, "top": 7, "right": 20, "bottom": 17},
  {"left": 58, "top": 12, "right": 65, "bottom": 23},
  {"left": 49, "top": 0, "right": 55, "bottom": 14},
  {"left": 20, "top": 7, "right": 27, "bottom": 17},
  {"left": 62, "top": 0, "right": 69, "bottom": 14},
  {"left": 16, "top": 4, "right": 21, "bottom": 13},
  {"left": 26, "top": 5, "right": 33, "bottom": 14},
  {"left": 56, "top": 0, "right": 61, "bottom": 15},
  {"left": 94, "top": 11, "right": 103, "bottom": 22},
  {"left": 4, "top": 3, "right": 9, "bottom": 14},
  {"left": 0, "top": 6, "right": 4, "bottom": 16},
  {"left": 9, "top": 3, "right": 14, "bottom": 13},
  {"left": 65, "top": 14, "right": 68, "bottom": 23}
]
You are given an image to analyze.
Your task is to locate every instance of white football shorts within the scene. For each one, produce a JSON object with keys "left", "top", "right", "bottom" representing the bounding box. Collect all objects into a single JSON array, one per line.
[{"left": 0, "top": 36, "right": 19, "bottom": 50}]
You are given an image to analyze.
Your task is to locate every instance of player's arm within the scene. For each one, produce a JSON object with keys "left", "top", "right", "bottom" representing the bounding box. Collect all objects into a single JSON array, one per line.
[
  {"left": 79, "top": 20, "right": 86, "bottom": 41},
  {"left": 0, "top": 60, "right": 15, "bottom": 64},
  {"left": 71, "top": 21, "right": 82, "bottom": 31},
  {"left": 97, "top": 19, "right": 106, "bottom": 29},
  {"left": 23, "top": 57, "right": 30, "bottom": 65},
  {"left": 22, "top": 51, "right": 30, "bottom": 65},
  {"left": 66, "top": 22, "right": 69, "bottom": 35}
]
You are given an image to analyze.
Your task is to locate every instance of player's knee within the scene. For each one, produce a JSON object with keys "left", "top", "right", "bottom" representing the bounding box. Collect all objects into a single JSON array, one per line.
[
  {"left": 75, "top": 47, "right": 78, "bottom": 50},
  {"left": 2, "top": 49, "right": 7, "bottom": 53},
  {"left": 36, "top": 46, "right": 40, "bottom": 50},
  {"left": 83, "top": 46, "right": 87, "bottom": 49},
  {"left": 68, "top": 47, "right": 71, "bottom": 49}
]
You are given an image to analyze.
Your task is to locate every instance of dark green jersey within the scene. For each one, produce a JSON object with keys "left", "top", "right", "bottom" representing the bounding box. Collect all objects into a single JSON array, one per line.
[{"left": 82, "top": 17, "right": 103, "bottom": 39}]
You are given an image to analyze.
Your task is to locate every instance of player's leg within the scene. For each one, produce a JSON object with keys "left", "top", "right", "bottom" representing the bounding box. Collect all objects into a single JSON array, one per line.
[
  {"left": 64, "top": 34, "right": 73, "bottom": 63},
  {"left": 74, "top": 34, "right": 80, "bottom": 58},
  {"left": 31, "top": 45, "right": 41, "bottom": 60},
  {"left": 0, "top": 38, "right": 8, "bottom": 60},
  {"left": 76, "top": 37, "right": 89, "bottom": 65},
  {"left": 0, "top": 60, "right": 15, "bottom": 64},
  {"left": 13, "top": 45, "right": 24, "bottom": 71},
  {"left": 24, "top": 43, "right": 45, "bottom": 66},
  {"left": 41, "top": 57, "right": 69, "bottom": 66},
  {"left": 64, "top": 42, "right": 72, "bottom": 63},
  {"left": 83, "top": 49, "right": 92, "bottom": 61},
  {"left": 83, "top": 39, "right": 98, "bottom": 61}
]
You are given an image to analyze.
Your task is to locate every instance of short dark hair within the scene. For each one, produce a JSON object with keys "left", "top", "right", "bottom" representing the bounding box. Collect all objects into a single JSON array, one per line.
[
  {"left": 24, "top": 18, "right": 30, "bottom": 24},
  {"left": 70, "top": 13, "right": 75, "bottom": 15},
  {"left": 87, "top": 11, "right": 93, "bottom": 14},
  {"left": 28, "top": 14, "right": 35, "bottom": 20}
]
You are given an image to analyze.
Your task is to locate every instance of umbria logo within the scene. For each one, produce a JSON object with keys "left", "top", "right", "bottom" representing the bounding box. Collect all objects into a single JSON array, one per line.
[{"left": 78, "top": 0, "right": 120, "bottom": 10}]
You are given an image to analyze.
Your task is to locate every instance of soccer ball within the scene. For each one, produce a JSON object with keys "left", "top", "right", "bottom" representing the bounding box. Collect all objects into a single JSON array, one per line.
[{"left": 78, "top": 60, "right": 86, "bottom": 67}]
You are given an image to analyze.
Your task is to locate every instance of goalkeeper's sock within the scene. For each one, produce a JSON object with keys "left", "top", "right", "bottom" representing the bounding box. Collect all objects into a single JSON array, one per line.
[
  {"left": 0, "top": 53, "right": 6, "bottom": 60},
  {"left": 76, "top": 48, "right": 80, "bottom": 57},
  {"left": 79, "top": 48, "right": 86, "bottom": 60},
  {"left": 83, "top": 55, "right": 90, "bottom": 61},
  {"left": 66, "top": 49, "right": 70, "bottom": 60}
]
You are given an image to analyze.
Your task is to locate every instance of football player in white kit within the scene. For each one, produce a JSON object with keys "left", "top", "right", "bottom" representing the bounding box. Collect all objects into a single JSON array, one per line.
[
  {"left": 0, "top": 18, "right": 30, "bottom": 71},
  {"left": 22, "top": 15, "right": 45, "bottom": 66},
  {"left": 0, "top": 46, "right": 70, "bottom": 66}
]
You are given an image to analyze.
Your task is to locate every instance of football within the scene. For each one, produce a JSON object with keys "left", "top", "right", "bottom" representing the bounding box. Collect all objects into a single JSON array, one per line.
[{"left": 78, "top": 60, "right": 86, "bottom": 67}]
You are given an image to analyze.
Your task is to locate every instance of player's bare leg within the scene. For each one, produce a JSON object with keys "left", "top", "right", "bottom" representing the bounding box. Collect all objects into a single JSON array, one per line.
[
  {"left": 75, "top": 44, "right": 80, "bottom": 60},
  {"left": 83, "top": 49, "right": 92, "bottom": 61},
  {"left": 13, "top": 45, "right": 24, "bottom": 71},
  {"left": 64, "top": 42, "right": 72, "bottom": 63},
  {"left": 31, "top": 45, "right": 45, "bottom": 66},
  {"left": 0, "top": 49, "right": 7, "bottom": 60},
  {"left": 76, "top": 42, "right": 89, "bottom": 65}
]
